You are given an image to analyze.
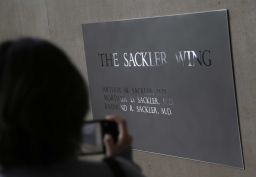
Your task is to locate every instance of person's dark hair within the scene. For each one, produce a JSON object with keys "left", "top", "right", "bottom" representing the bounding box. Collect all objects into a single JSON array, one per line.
[{"left": 0, "top": 38, "right": 89, "bottom": 167}]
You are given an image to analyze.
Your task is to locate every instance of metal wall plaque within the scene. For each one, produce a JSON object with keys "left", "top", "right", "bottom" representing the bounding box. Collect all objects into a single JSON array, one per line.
[{"left": 82, "top": 9, "right": 244, "bottom": 168}]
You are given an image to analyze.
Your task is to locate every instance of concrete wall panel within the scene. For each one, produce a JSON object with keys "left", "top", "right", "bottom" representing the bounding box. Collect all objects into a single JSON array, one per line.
[
  {"left": 0, "top": 0, "right": 22, "bottom": 41},
  {"left": 18, "top": 0, "right": 50, "bottom": 39}
]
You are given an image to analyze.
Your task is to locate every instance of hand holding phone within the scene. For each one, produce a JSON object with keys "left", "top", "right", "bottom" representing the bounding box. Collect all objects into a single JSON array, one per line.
[
  {"left": 103, "top": 115, "right": 132, "bottom": 157},
  {"left": 80, "top": 115, "right": 132, "bottom": 157}
]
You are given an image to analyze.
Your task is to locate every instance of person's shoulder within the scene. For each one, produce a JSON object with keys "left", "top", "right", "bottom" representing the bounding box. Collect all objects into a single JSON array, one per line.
[
  {"left": 65, "top": 159, "right": 112, "bottom": 177},
  {"left": 114, "top": 157, "right": 145, "bottom": 177},
  {"left": 77, "top": 158, "right": 144, "bottom": 177},
  {"left": 0, "top": 159, "right": 145, "bottom": 177},
  {"left": 0, "top": 160, "right": 112, "bottom": 177}
]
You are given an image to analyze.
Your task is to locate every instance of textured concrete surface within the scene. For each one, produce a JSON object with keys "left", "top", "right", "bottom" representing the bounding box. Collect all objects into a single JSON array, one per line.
[
  {"left": 0, "top": 0, "right": 256, "bottom": 177},
  {"left": 0, "top": 0, "right": 21, "bottom": 40}
]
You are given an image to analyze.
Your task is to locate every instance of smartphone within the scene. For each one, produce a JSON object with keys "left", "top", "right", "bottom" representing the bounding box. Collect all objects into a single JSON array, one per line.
[{"left": 80, "top": 120, "right": 119, "bottom": 155}]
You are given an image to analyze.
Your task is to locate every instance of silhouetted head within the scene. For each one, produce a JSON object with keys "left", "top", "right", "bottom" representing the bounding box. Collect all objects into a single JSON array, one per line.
[{"left": 0, "top": 38, "right": 89, "bottom": 167}]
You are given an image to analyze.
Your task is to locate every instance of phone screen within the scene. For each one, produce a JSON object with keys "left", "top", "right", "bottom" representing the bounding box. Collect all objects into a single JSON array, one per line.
[
  {"left": 80, "top": 121, "right": 104, "bottom": 155},
  {"left": 80, "top": 120, "right": 119, "bottom": 155}
]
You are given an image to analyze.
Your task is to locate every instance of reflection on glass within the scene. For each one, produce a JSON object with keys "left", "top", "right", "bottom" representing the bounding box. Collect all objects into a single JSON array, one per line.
[{"left": 80, "top": 123, "right": 103, "bottom": 154}]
